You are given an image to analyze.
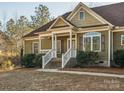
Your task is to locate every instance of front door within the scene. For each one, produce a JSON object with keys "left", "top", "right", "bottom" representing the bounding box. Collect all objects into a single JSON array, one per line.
[
  {"left": 57, "top": 40, "right": 61, "bottom": 54},
  {"left": 67, "top": 38, "right": 76, "bottom": 49}
]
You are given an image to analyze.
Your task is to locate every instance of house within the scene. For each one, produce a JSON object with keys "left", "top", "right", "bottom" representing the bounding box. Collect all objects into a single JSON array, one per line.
[{"left": 23, "top": 2, "right": 124, "bottom": 68}]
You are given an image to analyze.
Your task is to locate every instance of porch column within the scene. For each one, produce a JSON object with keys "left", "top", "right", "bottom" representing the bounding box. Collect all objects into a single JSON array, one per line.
[
  {"left": 108, "top": 28, "right": 111, "bottom": 67},
  {"left": 55, "top": 34, "right": 57, "bottom": 57},
  {"left": 75, "top": 34, "right": 77, "bottom": 49},
  {"left": 112, "top": 32, "right": 113, "bottom": 60},
  {"left": 52, "top": 33, "right": 54, "bottom": 49},
  {"left": 70, "top": 31, "right": 72, "bottom": 49},
  {"left": 23, "top": 39, "right": 25, "bottom": 55},
  {"left": 39, "top": 36, "right": 41, "bottom": 54}
]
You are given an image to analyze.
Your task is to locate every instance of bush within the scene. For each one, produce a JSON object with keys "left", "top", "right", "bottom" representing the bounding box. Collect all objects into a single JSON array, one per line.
[
  {"left": 1, "top": 60, "right": 14, "bottom": 70},
  {"left": 113, "top": 50, "right": 124, "bottom": 67},
  {"left": 33, "top": 54, "right": 43, "bottom": 67},
  {"left": 76, "top": 51, "right": 99, "bottom": 67},
  {"left": 22, "top": 54, "right": 36, "bottom": 68}
]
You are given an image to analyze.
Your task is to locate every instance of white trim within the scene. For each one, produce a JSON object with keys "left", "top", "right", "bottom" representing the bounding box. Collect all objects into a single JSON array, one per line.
[
  {"left": 32, "top": 42, "right": 39, "bottom": 54},
  {"left": 108, "top": 29, "right": 111, "bottom": 67},
  {"left": 75, "top": 34, "right": 78, "bottom": 49},
  {"left": 52, "top": 33, "right": 54, "bottom": 49},
  {"left": 83, "top": 32, "right": 101, "bottom": 52},
  {"left": 40, "top": 49, "right": 51, "bottom": 54},
  {"left": 23, "top": 40, "right": 25, "bottom": 55},
  {"left": 112, "top": 29, "right": 124, "bottom": 32},
  {"left": 24, "top": 38, "right": 39, "bottom": 41},
  {"left": 52, "top": 29, "right": 72, "bottom": 34},
  {"left": 112, "top": 32, "right": 113, "bottom": 60},
  {"left": 47, "top": 17, "right": 73, "bottom": 31},
  {"left": 70, "top": 31, "right": 72, "bottom": 49},
  {"left": 77, "top": 28, "right": 109, "bottom": 33},
  {"left": 121, "top": 35, "right": 124, "bottom": 45},
  {"left": 39, "top": 36, "right": 41, "bottom": 54},
  {"left": 67, "top": 38, "right": 76, "bottom": 50}
]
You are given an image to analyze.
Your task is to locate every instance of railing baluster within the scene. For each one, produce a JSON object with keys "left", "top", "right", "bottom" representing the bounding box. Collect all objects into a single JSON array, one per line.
[
  {"left": 62, "top": 48, "right": 77, "bottom": 68},
  {"left": 42, "top": 49, "right": 56, "bottom": 69}
]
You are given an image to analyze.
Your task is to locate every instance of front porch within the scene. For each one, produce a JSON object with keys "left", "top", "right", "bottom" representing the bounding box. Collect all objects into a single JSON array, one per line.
[{"left": 39, "top": 30, "right": 77, "bottom": 69}]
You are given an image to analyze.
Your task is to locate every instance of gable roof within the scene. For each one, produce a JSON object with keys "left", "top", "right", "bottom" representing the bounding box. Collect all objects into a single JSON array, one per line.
[
  {"left": 92, "top": 2, "right": 124, "bottom": 26},
  {"left": 24, "top": 11, "right": 71, "bottom": 37},
  {"left": 24, "top": 2, "right": 124, "bottom": 38}
]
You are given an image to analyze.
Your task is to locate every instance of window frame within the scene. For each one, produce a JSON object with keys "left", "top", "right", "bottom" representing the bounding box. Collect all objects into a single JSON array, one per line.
[
  {"left": 32, "top": 42, "right": 39, "bottom": 54},
  {"left": 79, "top": 11, "right": 85, "bottom": 20},
  {"left": 83, "top": 32, "right": 101, "bottom": 52},
  {"left": 121, "top": 35, "right": 124, "bottom": 45}
]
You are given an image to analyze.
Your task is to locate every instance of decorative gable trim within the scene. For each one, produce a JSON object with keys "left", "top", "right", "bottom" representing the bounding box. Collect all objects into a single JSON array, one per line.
[
  {"left": 47, "top": 16, "right": 74, "bottom": 31},
  {"left": 67, "top": 2, "right": 113, "bottom": 27}
]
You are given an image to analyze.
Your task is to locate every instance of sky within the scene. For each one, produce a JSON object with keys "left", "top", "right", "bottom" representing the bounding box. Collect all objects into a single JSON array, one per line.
[{"left": 0, "top": 2, "right": 118, "bottom": 23}]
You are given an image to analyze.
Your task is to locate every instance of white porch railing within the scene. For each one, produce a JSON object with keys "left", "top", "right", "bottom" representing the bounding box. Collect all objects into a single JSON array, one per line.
[
  {"left": 62, "top": 48, "right": 77, "bottom": 68},
  {"left": 42, "top": 49, "right": 56, "bottom": 69}
]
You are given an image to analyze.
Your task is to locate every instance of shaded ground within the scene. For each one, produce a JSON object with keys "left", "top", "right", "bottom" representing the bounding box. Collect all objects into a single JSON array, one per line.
[
  {"left": 63, "top": 67, "right": 124, "bottom": 75},
  {"left": 0, "top": 68, "right": 124, "bottom": 91}
]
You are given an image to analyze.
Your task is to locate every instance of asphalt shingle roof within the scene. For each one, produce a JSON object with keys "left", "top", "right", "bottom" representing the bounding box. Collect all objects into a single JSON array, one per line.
[{"left": 24, "top": 3, "right": 124, "bottom": 37}]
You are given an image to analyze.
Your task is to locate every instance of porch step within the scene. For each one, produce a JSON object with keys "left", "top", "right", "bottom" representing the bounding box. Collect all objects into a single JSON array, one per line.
[
  {"left": 44, "top": 58, "right": 62, "bottom": 69},
  {"left": 64, "top": 58, "right": 77, "bottom": 68}
]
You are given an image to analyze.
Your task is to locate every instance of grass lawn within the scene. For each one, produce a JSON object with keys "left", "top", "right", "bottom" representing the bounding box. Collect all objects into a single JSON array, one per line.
[{"left": 0, "top": 68, "right": 124, "bottom": 91}]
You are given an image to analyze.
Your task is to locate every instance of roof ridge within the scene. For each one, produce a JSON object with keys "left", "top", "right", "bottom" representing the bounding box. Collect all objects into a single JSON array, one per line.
[{"left": 92, "top": 2, "right": 124, "bottom": 9}]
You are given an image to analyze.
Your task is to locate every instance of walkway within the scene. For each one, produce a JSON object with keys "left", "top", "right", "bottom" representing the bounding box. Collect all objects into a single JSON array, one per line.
[{"left": 36, "top": 69, "right": 124, "bottom": 78}]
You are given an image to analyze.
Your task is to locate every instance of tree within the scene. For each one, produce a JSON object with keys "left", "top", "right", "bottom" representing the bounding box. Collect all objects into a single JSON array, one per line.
[
  {"left": 0, "top": 21, "right": 2, "bottom": 31},
  {"left": 6, "top": 18, "right": 15, "bottom": 37},
  {"left": 5, "top": 16, "right": 32, "bottom": 55},
  {"left": 30, "top": 4, "right": 51, "bottom": 29},
  {"left": 15, "top": 16, "right": 32, "bottom": 54}
]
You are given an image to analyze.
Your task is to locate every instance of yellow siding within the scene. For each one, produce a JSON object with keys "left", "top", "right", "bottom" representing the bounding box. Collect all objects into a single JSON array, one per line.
[
  {"left": 70, "top": 8, "right": 102, "bottom": 27},
  {"left": 52, "top": 19, "right": 69, "bottom": 28},
  {"left": 25, "top": 40, "right": 38, "bottom": 54},
  {"left": 113, "top": 32, "right": 124, "bottom": 51},
  {"left": 41, "top": 38, "right": 52, "bottom": 49}
]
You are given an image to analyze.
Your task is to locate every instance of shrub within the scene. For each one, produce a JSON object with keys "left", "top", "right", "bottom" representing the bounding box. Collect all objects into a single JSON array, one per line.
[
  {"left": 87, "top": 52, "right": 99, "bottom": 64},
  {"left": 113, "top": 50, "right": 124, "bottom": 67},
  {"left": 22, "top": 54, "right": 36, "bottom": 68},
  {"left": 76, "top": 51, "right": 99, "bottom": 67},
  {"left": 33, "top": 54, "right": 43, "bottom": 67},
  {"left": 1, "top": 60, "right": 14, "bottom": 70}
]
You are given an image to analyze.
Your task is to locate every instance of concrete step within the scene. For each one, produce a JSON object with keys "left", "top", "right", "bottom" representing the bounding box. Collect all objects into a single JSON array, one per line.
[{"left": 44, "top": 58, "right": 62, "bottom": 69}]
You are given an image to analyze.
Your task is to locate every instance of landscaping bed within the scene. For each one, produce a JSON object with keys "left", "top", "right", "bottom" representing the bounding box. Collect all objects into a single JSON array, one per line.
[{"left": 62, "top": 67, "right": 124, "bottom": 75}]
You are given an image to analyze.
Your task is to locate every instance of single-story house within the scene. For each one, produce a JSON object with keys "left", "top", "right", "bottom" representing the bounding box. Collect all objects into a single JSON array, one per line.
[{"left": 23, "top": 2, "right": 124, "bottom": 68}]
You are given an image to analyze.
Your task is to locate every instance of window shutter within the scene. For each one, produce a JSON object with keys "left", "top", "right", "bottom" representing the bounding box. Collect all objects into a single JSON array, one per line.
[{"left": 101, "top": 35, "right": 105, "bottom": 51}]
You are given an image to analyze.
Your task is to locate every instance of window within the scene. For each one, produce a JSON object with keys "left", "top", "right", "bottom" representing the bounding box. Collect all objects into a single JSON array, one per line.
[
  {"left": 84, "top": 37, "right": 91, "bottom": 51},
  {"left": 33, "top": 42, "right": 39, "bottom": 54},
  {"left": 80, "top": 11, "right": 85, "bottom": 20},
  {"left": 83, "top": 32, "right": 101, "bottom": 52},
  {"left": 121, "top": 35, "right": 124, "bottom": 45}
]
